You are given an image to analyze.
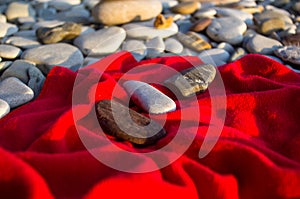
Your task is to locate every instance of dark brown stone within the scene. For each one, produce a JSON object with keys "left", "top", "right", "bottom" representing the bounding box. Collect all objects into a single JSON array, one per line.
[
  {"left": 189, "top": 17, "right": 212, "bottom": 32},
  {"left": 96, "top": 100, "right": 166, "bottom": 145}
]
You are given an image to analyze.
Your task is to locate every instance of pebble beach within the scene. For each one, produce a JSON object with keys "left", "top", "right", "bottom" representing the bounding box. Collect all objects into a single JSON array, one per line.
[{"left": 1, "top": 0, "right": 300, "bottom": 118}]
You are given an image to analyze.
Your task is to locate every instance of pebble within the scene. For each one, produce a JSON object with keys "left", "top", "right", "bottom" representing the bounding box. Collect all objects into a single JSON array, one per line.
[
  {"left": 254, "top": 10, "right": 293, "bottom": 26},
  {"left": 36, "top": 22, "right": 82, "bottom": 44},
  {"left": 206, "top": 17, "right": 247, "bottom": 45},
  {"left": 145, "top": 36, "right": 165, "bottom": 58},
  {"left": 96, "top": 100, "right": 166, "bottom": 145},
  {"left": 275, "top": 46, "right": 300, "bottom": 65},
  {"left": 0, "top": 22, "right": 18, "bottom": 37},
  {"left": 0, "top": 77, "right": 34, "bottom": 108},
  {"left": 0, "top": 45, "right": 22, "bottom": 59},
  {"left": 1, "top": 60, "right": 36, "bottom": 83},
  {"left": 4, "top": 36, "right": 41, "bottom": 49},
  {"left": 122, "top": 40, "right": 147, "bottom": 61},
  {"left": 189, "top": 17, "right": 212, "bottom": 32},
  {"left": 48, "top": 0, "right": 81, "bottom": 11},
  {"left": 217, "top": 42, "right": 235, "bottom": 55},
  {"left": 74, "top": 26, "right": 126, "bottom": 56},
  {"left": 194, "top": 8, "right": 217, "bottom": 18},
  {"left": 215, "top": 7, "right": 254, "bottom": 25},
  {"left": 230, "top": 47, "right": 247, "bottom": 62},
  {"left": 0, "top": 61, "right": 12, "bottom": 72},
  {"left": 171, "top": 2, "right": 200, "bottom": 14},
  {"left": 21, "top": 43, "right": 83, "bottom": 74},
  {"left": 123, "top": 80, "right": 176, "bottom": 114},
  {"left": 123, "top": 20, "right": 178, "bottom": 40},
  {"left": 55, "top": 7, "right": 90, "bottom": 23},
  {"left": 164, "top": 64, "right": 216, "bottom": 97},
  {"left": 0, "top": 99, "right": 10, "bottom": 119},
  {"left": 5, "top": 2, "right": 36, "bottom": 22},
  {"left": 154, "top": 14, "right": 174, "bottom": 29},
  {"left": 92, "top": 0, "right": 163, "bottom": 26},
  {"left": 259, "top": 18, "right": 286, "bottom": 35},
  {"left": 165, "top": 37, "right": 184, "bottom": 54},
  {"left": 177, "top": 31, "right": 212, "bottom": 52},
  {"left": 0, "top": 14, "right": 6, "bottom": 23},
  {"left": 28, "top": 66, "right": 45, "bottom": 97},
  {"left": 246, "top": 33, "right": 283, "bottom": 54},
  {"left": 198, "top": 48, "right": 230, "bottom": 66}
]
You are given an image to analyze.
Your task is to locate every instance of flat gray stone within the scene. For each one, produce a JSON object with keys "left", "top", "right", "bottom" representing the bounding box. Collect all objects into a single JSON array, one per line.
[
  {"left": 0, "top": 99, "right": 10, "bottom": 119},
  {"left": 145, "top": 36, "right": 165, "bottom": 58},
  {"left": 48, "top": 0, "right": 81, "bottom": 11},
  {"left": 0, "top": 45, "right": 22, "bottom": 59},
  {"left": 55, "top": 8, "right": 90, "bottom": 23},
  {"left": 165, "top": 38, "right": 184, "bottom": 54},
  {"left": 123, "top": 20, "right": 178, "bottom": 40},
  {"left": 275, "top": 46, "right": 300, "bottom": 65},
  {"left": 0, "top": 22, "right": 18, "bottom": 38},
  {"left": 123, "top": 80, "right": 176, "bottom": 114},
  {"left": 198, "top": 48, "right": 230, "bottom": 66},
  {"left": 1, "top": 60, "right": 36, "bottom": 83},
  {"left": 28, "top": 66, "right": 45, "bottom": 98},
  {"left": 122, "top": 40, "right": 147, "bottom": 61},
  {"left": 206, "top": 17, "right": 247, "bottom": 45},
  {"left": 246, "top": 34, "right": 283, "bottom": 54},
  {"left": 164, "top": 64, "right": 216, "bottom": 97},
  {"left": 5, "top": 2, "right": 36, "bottom": 21},
  {"left": 32, "top": 20, "right": 65, "bottom": 30},
  {"left": 4, "top": 36, "right": 41, "bottom": 49},
  {"left": 215, "top": 7, "right": 253, "bottom": 25},
  {"left": 0, "top": 77, "right": 34, "bottom": 108},
  {"left": 74, "top": 26, "right": 126, "bottom": 56},
  {"left": 21, "top": 43, "right": 83, "bottom": 74}
]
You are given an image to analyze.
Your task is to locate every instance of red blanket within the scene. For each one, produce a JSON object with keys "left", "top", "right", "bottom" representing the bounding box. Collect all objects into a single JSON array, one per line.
[{"left": 0, "top": 52, "right": 300, "bottom": 199}]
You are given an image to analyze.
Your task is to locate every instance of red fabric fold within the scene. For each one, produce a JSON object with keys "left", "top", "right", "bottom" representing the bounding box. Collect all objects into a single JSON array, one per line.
[{"left": 0, "top": 52, "right": 299, "bottom": 199}]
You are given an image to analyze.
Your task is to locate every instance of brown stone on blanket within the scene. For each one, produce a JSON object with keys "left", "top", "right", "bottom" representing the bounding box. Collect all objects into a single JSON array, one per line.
[{"left": 96, "top": 100, "right": 166, "bottom": 145}]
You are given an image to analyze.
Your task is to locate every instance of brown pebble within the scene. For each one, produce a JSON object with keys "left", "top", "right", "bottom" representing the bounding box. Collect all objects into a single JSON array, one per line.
[
  {"left": 154, "top": 14, "right": 173, "bottom": 29},
  {"left": 259, "top": 18, "right": 285, "bottom": 35},
  {"left": 189, "top": 17, "right": 212, "bottom": 32},
  {"left": 96, "top": 100, "right": 166, "bottom": 146},
  {"left": 177, "top": 31, "right": 211, "bottom": 52},
  {"left": 171, "top": 2, "right": 199, "bottom": 15}
]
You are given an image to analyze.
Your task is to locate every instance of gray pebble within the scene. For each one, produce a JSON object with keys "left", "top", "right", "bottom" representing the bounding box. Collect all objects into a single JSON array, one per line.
[
  {"left": 122, "top": 40, "right": 147, "bottom": 61},
  {"left": 0, "top": 99, "right": 10, "bottom": 119},
  {"left": 146, "top": 36, "right": 165, "bottom": 58},
  {"left": 27, "top": 66, "right": 45, "bottom": 97},
  {"left": 5, "top": 2, "right": 36, "bottom": 22},
  {"left": 0, "top": 44, "right": 22, "bottom": 59},
  {"left": 1, "top": 60, "right": 35, "bottom": 83},
  {"left": 165, "top": 37, "right": 184, "bottom": 54},
  {"left": 198, "top": 48, "right": 230, "bottom": 66},
  {"left": 246, "top": 34, "right": 283, "bottom": 54},
  {"left": 0, "top": 61, "right": 12, "bottom": 72},
  {"left": 0, "top": 22, "right": 18, "bottom": 37},
  {"left": 4, "top": 36, "right": 41, "bottom": 49}
]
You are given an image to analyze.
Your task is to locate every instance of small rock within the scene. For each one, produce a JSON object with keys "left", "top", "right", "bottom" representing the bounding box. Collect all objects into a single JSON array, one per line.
[
  {"left": 0, "top": 77, "right": 34, "bottom": 108},
  {"left": 230, "top": 47, "right": 247, "bottom": 62},
  {"left": 246, "top": 34, "right": 283, "bottom": 54},
  {"left": 275, "top": 46, "right": 300, "bottom": 65},
  {"left": 27, "top": 66, "right": 45, "bottom": 97},
  {"left": 96, "top": 100, "right": 166, "bottom": 145},
  {"left": 123, "top": 20, "right": 178, "bottom": 40},
  {"left": 198, "top": 48, "right": 230, "bottom": 66},
  {"left": 4, "top": 36, "right": 41, "bottom": 49},
  {"left": 0, "top": 22, "right": 18, "bottom": 37},
  {"left": 206, "top": 17, "right": 247, "bottom": 45},
  {"left": 194, "top": 8, "right": 217, "bottom": 18},
  {"left": 55, "top": 8, "right": 90, "bottom": 23},
  {"left": 0, "top": 99, "right": 10, "bottom": 119},
  {"left": 189, "top": 17, "right": 212, "bottom": 32},
  {"left": 92, "top": 0, "right": 162, "bottom": 26},
  {"left": 165, "top": 37, "right": 184, "bottom": 54},
  {"left": 154, "top": 14, "right": 173, "bottom": 29},
  {"left": 21, "top": 43, "right": 83, "bottom": 74},
  {"left": 0, "top": 14, "right": 6, "bottom": 23},
  {"left": 74, "top": 26, "right": 126, "bottom": 56},
  {"left": 282, "top": 33, "right": 300, "bottom": 46},
  {"left": 177, "top": 19, "right": 193, "bottom": 33},
  {"left": 5, "top": 2, "right": 35, "bottom": 21},
  {"left": 259, "top": 18, "right": 285, "bottom": 35},
  {"left": 215, "top": 7, "right": 254, "bottom": 25},
  {"left": 48, "top": 0, "right": 81, "bottom": 11},
  {"left": 171, "top": 1, "right": 200, "bottom": 14},
  {"left": 122, "top": 40, "right": 147, "bottom": 61},
  {"left": 0, "top": 45, "right": 22, "bottom": 59},
  {"left": 164, "top": 64, "right": 216, "bottom": 97},
  {"left": 254, "top": 10, "right": 293, "bottom": 26},
  {"left": 145, "top": 36, "right": 165, "bottom": 58},
  {"left": 14, "top": 30, "right": 36, "bottom": 37},
  {"left": 123, "top": 80, "right": 176, "bottom": 114},
  {"left": 0, "top": 61, "right": 12, "bottom": 72},
  {"left": 36, "top": 22, "right": 82, "bottom": 44},
  {"left": 1, "top": 60, "right": 35, "bottom": 83},
  {"left": 217, "top": 42, "right": 235, "bottom": 55},
  {"left": 177, "top": 31, "right": 211, "bottom": 52}
]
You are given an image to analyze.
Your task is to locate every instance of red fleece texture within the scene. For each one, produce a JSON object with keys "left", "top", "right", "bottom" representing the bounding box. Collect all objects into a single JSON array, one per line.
[{"left": 0, "top": 52, "right": 300, "bottom": 199}]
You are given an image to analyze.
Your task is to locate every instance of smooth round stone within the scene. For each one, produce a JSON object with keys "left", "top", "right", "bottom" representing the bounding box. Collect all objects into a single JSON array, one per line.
[
  {"left": 177, "top": 19, "right": 193, "bottom": 33},
  {"left": 0, "top": 77, "right": 34, "bottom": 108},
  {"left": 27, "top": 66, "right": 45, "bottom": 97},
  {"left": 0, "top": 45, "right": 22, "bottom": 59},
  {"left": 17, "top": 16, "right": 36, "bottom": 24},
  {"left": 177, "top": 31, "right": 211, "bottom": 52},
  {"left": 1, "top": 60, "right": 36, "bottom": 83},
  {"left": 122, "top": 40, "right": 147, "bottom": 61},
  {"left": 74, "top": 26, "right": 126, "bottom": 56},
  {"left": 0, "top": 22, "right": 18, "bottom": 37},
  {"left": 165, "top": 37, "right": 184, "bottom": 54},
  {"left": 0, "top": 14, "right": 6, "bottom": 23},
  {"left": 0, "top": 61, "right": 12, "bottom": 72},
  {"left": 92, "top": 0, "right": 162, "bottom": 26},
  {"left": 194, "top": 8, "right": 217, "bottom": 18},
  {"left": 198, "top": 48, "right": 230, "bottom": 66},
  {"left": 206, "top": 17, "right": 247, "bottom": 45},
  {"left": 55, "top": 8, "right": 90, "bottom": 23},
  {"left": 254, "top": 10, "right": 293, "bottom": 25},
  {"left": 189, "top": 17, "right": 212, "bottom": 32},
  {"left": 259, "top": 18, "right": 285, "bottom": 35},
  {"left": 123, "top": 80, "right": 176, "bottom": 114},
  {"left": 230, "top": 47, "right": 247, "bottom": 62},
  {"left": 36, "top": 22, "right": 82, "bottom": 44},
  {"left": 246, "top": 34, "right": 283, "bottom": 54},
  {"left": 21, "top": 43, "right": 83, "bottom": 74},
  {"left": 48, "top": 0, "right": 81, "bottom": 11},
  {"left": 5, "top": 2, "right": 35, "bottom": 21},
  {"left": 123, "top": 20, "right": 178, "bottom": 40},
  {"left": 0, "top": 99, "right": 10, "bottom": 119},
  {"left": 146, "top": 36, "right": 165, "bottom": 58},
  {"left": 4, "top": 36, "right": 41, "bottom": 49},
  {"left": 32, "top": 20, "right": 65, "bottom": 30},
  {"left": 217, "top": 42, "right": 235, "bottom": 54},
  {"left": 171, "top": 1, "right": 200, "bottom": 14},
  {"left": 275, "top": 46, "right": 300, "bottom": 65},
  {"left": 215, "top": 7, "right": 253, "bottom": 25}
]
